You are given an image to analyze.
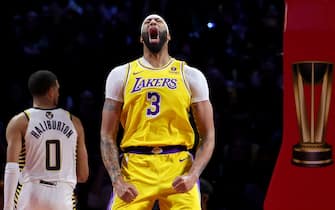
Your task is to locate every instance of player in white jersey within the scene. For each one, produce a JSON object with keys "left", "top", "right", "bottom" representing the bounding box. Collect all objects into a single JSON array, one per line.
[{"left": 3, "top": 70, "right": 89, "bottom": 210}]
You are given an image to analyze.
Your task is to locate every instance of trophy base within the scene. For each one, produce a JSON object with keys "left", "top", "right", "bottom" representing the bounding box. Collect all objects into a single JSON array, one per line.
[{"left": 292, "top": 143, "right": 333, "bottom": 167}]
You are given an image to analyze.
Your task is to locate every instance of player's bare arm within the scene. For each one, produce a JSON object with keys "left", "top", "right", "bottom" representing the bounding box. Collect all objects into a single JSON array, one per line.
[
  {"left": 4, "top": 112, "right": 26, "bottom": 209},
  {"left": 172, "top": 100, "right": 215, "bottom": 193},
  {"left": 72, "top": 115, "right": 89, "bottom": 183},
  {"left": 100, "top": 99, "right": 138, "bottom": 203},
  {"left": 190, "top": 100, "right": 215, "bottom": 177},
  {"left": 6, "top": 113, "right": 27, "bottom": 162},
  {"left": 101, "top": 99, "right": 122, "bottom": 182}
]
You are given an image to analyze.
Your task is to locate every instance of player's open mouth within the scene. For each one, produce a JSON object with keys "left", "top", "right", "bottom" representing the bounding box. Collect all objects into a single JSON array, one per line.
[{"left": 148, "top": 27, "right": 159, "bottom": 43}]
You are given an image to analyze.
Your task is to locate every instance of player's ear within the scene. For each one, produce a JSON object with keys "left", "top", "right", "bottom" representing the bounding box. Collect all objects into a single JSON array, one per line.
[
  {"left": 140, "top": 36, "right": 143, "bottom": 43},
  {"left": 46, "top": 87, "right": 54, "bottom": 99}
]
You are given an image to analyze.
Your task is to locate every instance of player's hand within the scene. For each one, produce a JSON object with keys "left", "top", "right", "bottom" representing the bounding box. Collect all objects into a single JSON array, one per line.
[
  {"left": 113, "top": 177, "right": 138, "bottom": 203},
  {"left": 172, "top": 174, "right": 197, "bottom": 193}
]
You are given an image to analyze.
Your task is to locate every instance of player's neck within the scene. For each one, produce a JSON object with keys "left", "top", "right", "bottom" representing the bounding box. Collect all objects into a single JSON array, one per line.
[
  {"left": 33, "top": 98, "right": 57, "bottom": 109},
  {"left": 143, "top": 49, "right": 170, "bottom": 68}
]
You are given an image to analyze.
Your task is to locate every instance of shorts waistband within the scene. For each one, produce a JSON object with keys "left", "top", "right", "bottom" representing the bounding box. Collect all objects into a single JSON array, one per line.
[{"left": 122, "top": 145, "right": 187, "bottom": 154}]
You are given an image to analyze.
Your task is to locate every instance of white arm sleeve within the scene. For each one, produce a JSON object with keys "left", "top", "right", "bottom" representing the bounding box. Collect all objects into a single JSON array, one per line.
[
  {"left": 184, "top": 64, "right": 210, "bottom": 103},
  {"left": 4, "top": 162, "right": 20, "bottom": 210},
  {"left": 105, "top": 64, "right": 128, "bottom": 102}
]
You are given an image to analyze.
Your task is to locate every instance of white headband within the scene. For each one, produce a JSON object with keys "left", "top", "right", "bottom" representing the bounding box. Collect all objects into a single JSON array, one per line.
[{"left": 140, "top": 14, "right": 169, "bottom": 34}]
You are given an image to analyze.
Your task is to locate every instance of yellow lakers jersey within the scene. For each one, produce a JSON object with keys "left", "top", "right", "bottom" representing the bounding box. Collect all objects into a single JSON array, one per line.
[{"left": 120, "top": 58, "right": 195, "bottom": 149}]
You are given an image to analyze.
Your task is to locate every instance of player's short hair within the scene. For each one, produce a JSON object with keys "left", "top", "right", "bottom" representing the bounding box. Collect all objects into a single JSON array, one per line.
[{"left": 28, "top": 70, "right": 58, "bottom": 96}]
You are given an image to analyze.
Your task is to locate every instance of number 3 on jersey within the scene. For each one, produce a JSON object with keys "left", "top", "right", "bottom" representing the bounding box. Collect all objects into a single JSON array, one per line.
[{"left": 146, "top": 92, "right": 160, "bottom": 117}]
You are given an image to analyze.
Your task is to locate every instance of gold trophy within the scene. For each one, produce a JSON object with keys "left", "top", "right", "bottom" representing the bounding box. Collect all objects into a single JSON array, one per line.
[{"left": 292, "top": 61, "right": 333, "bottom": 167}]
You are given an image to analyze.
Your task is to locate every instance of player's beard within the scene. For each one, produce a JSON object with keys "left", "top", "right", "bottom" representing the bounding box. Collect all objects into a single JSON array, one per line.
[{"left": 141, "top": 30, "right": 168, "bottom": 53}]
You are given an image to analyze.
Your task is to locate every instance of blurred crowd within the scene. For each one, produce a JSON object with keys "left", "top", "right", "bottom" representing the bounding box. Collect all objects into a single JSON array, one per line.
[{"left": 1, "top": 0, "right": 284, "bottom": 209}]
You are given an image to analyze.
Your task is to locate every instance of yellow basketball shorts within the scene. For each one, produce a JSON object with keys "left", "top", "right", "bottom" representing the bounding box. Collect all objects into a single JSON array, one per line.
[{"left": 108, "top": 151, "right": 201, "bottom": 210}]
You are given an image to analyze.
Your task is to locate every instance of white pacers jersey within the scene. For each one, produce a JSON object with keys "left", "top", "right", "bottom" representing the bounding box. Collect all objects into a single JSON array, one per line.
[{"left": 20, "top": 108, "right": 78, "bottom": 187}]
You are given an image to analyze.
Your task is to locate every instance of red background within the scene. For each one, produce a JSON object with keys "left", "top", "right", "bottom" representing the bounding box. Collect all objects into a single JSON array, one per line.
[{"left": 264, "top": 0, "right": 335, "bottom": 210}]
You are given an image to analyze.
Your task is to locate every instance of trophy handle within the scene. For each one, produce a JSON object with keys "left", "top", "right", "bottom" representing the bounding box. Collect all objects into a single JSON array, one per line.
[
  {"left": 316, "top": 66, "right": 333, "bottom": 142},
  {"left": 293, "top": 65, "right": 310, "bottom": 143}
]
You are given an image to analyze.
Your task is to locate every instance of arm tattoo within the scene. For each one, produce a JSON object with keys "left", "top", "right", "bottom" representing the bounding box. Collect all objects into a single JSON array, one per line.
[
  {"left": 100, "top": 136, "right": 121, "bottom": 183},
  {"left": 103, "top": 100, "right": 118, "bottom": 111},
  {"left": 189, "top": 102, "right": 215, "bottom": 178},
  {"left": 195, "top": 138, "right": 206, "bottom": 175}
]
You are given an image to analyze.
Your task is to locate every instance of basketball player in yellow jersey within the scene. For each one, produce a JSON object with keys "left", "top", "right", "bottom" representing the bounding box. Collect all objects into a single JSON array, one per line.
[
  {"left": 3, "top": 70, "right": 89, "bottom": 210},
  {"left": 101, "top": 14, "right": 215, "bottom": 210}
]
